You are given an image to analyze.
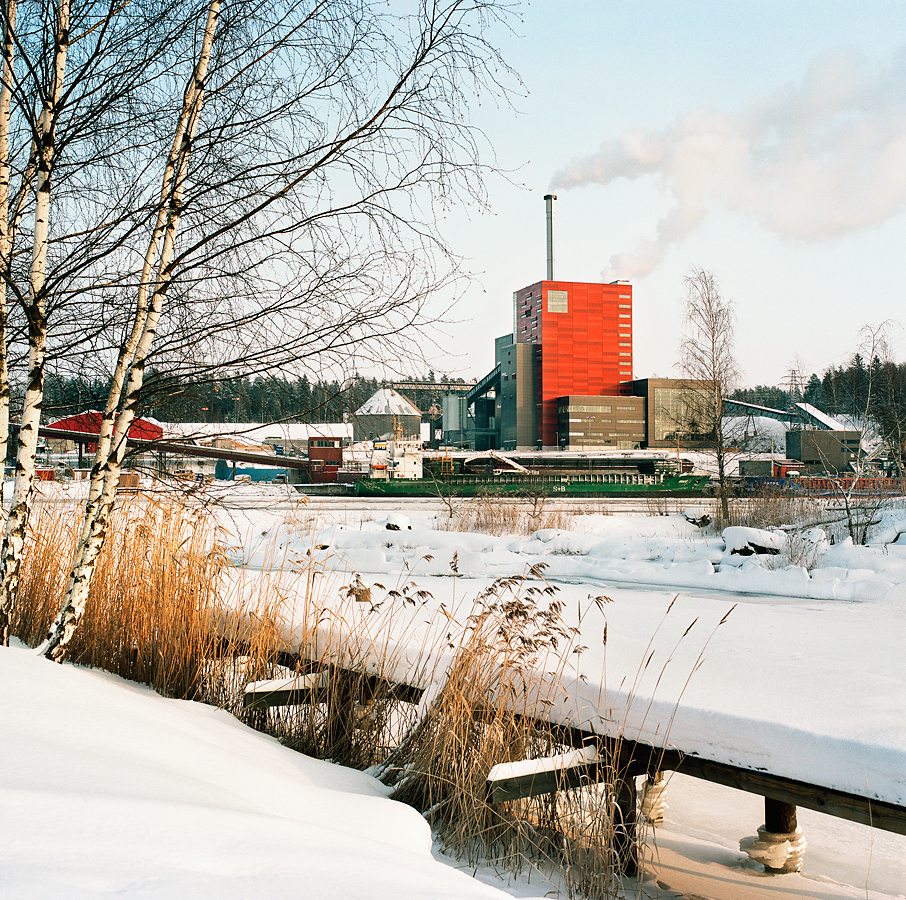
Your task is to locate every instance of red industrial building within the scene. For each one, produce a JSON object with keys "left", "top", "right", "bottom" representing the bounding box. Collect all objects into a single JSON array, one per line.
[
  {"left": 46, "top": 412, "right": 163, "bottom": 452},
  {"left": 453, "top": 196, "right": 638, "bottom": 451},
  {"left": 514, "top": 279, "right": 632, "bottom": 448},
  {"left": 455, "top": 277, "right": 635, "bottom": 451},
  {"left": 451, "top": 196, "right": 716, "bottom": 452}
]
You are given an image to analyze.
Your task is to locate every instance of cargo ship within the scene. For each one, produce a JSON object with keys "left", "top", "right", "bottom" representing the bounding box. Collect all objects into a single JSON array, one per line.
[{"left": 351, "top": 445, "right": 710, "bottom": 497}]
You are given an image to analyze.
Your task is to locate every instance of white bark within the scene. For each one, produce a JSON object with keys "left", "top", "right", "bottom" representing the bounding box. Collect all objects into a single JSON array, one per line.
[
  {"left": 39, "top": 0, "right": 221, "bottom": 662},
  {"left": 79, "top": 5, "right": 218, "bottom": 540},
  {"left": 0, "top": 0, "right": 15, "bottom": 466},
  {"left": 0, "top": 0, "right": 69, "bottom": 645},
  {"left": 0, "top": 0, "right": 15, "bottom": 645}
]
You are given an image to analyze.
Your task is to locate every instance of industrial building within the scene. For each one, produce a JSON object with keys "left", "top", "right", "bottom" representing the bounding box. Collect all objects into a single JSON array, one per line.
[
  {"left": 353, "top": 388, "right": 422, "bottom": 442},
  {"left": 785, "top": 429, "right": 862, "bottom": 474},
  {"left": 628, "top": 378, "right": 718, "bottom": 449},
  {"left": 515, "top": 278, "right": 634, "bottom": 447},
  {"left": 556, "top": 395, "right": 646, "bottom": 450},
  {"left": 452, "top": 195, "right": 707, "bottom": 452},
  {"left": 443, "top": 197, "right": 861, "bottom": 471}
]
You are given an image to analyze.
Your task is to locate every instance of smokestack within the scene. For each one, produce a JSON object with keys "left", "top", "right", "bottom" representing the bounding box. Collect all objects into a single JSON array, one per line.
[{"left": 544, "top": 193, "right": 556, "bottom": 281}]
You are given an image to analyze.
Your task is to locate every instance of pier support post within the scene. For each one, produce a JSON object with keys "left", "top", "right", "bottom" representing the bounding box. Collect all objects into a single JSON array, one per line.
[
  {"left": 640, "top": 772, "right": 668, "bottom": 827},
  {"left": 740, "top": 798, "right": 806, "bottom": 873},
  {"left": 614, "top": 774, "right": 638, "bottom": 876}
]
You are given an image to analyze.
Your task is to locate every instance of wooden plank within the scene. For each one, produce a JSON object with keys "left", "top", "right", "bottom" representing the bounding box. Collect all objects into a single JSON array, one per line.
[
  {"left": 487, "top": 746, "right": 601, "bottom": 803},
  {"left": 242, "top": 672, "right": 327, "bottom": 709},
  {"left": 487, "top": 761, "right": 605, "bottom": 804},
  {"left": 654, "top": 748, "right": 906, "bottom": 836},
  {"left": 228, "top": 648, "right": 906, "bottom": 838},
  {"left": 484, "top": 734, "right": 906, "bottom": 837},
  {"left": 241, "top": 668, "right": 424, "bottom": 710},
  {"left": 486, "top": 745, "right": 640, "bottom": 875}
]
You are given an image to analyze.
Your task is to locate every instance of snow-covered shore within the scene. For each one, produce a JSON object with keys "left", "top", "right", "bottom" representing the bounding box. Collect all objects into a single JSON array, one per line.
[
  {"left": 4, "top": 486, "right": 906, "bottom": 898},
  {"left": 215, "top": 495, "right": 906, "bottom": 805}
]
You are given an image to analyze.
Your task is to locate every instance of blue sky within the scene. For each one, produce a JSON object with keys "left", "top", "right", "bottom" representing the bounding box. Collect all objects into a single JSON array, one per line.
[{"left": 420, "top": 1, "right": 906, "bottom": 389}]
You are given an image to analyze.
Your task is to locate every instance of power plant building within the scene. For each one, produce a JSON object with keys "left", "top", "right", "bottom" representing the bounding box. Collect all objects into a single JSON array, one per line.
[
  {"left": 460, "top": 278, "right": 637, "bottom": 451},
  {"left": 514, "top": 280, "right": 633, "bottom": 447},
  {"left": 451, "top": 196, "right": 712, "bottom": 452}
]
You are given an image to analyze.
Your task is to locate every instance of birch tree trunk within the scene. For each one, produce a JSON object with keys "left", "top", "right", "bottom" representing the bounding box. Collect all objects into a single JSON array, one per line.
[
  {"left": 73, "top": 10, "right": 214, "bottom": 568},
  {"left": 0, "top": 0, "right": 15, "bottom": 469},
  {"left": 39, "top": 0, "right": 220, "bottom": 662},
  {"left": 680, "top": 268, "right": 739, "bottom": 524},
  {"left": 0, "top": 0, "right": 17, "bottom": 645},
  {"left": 0, "top": 0, "right": 69, "bottom": 646}
]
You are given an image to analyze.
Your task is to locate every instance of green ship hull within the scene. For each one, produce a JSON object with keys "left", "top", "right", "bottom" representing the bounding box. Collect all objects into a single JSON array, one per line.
[{"left": 354, "top": 473, "right": 710, "bottom": 498}]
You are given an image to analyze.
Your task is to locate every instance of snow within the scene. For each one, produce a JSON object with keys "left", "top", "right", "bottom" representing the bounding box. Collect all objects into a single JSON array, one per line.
[
  {"left": 795, "top": 402, "right": 849, "bottom": 431},
  {"left": 5, "top": 487, "right": 906, "bottom": 898},
  {"left": 488, "top": 745, "right": 598, "bottom": 782},
  {"left": 354, "top": 387, "right": 422, "bottom": 417},
  {"left": 0, "top": 644, "right": 514, "bottom": 900},
  {"left": 243, "top": 672, "right": 327, "bottom": 694},
  {"left": 721, "top": 525, "right": 787, "bottom": 554},
  {"left": 210, "top": 495, "right": 906, "bottom": 804}
]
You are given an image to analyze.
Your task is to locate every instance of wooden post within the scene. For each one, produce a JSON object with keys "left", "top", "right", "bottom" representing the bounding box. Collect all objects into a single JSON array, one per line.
[
  {"left": 614, "top": 774, "right": 638, "bottom": 876},
  {"left": 325, "top": 666, "right": 362, "bottom": 762},
  {"left": 740, "top": 796, "right": 806, "bottom": 872},
  {"left": 765, "top": 797, "right": 797, "bottom": 834},
  {"left": 640, "top": 771, "right": 667, "bottom": 826}
]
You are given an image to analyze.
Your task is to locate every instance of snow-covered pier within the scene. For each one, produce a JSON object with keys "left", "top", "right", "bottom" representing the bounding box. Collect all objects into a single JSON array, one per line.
[{"left": 221, "top": 491, "right": 906, "bottom": 880}]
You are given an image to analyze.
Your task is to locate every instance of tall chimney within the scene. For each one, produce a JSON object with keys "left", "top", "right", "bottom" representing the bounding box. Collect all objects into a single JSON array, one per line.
[{"left": 544, "top": 193, "right": 556, "bottom": 281}]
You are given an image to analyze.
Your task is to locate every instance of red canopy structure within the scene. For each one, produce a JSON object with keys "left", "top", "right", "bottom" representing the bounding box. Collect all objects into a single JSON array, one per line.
[{"left": 46, "top": 412, "right": 163, "bottom": 454}]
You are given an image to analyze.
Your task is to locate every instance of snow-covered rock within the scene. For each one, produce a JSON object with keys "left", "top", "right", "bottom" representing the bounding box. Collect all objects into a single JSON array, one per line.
[
  {"left": 722, "top": 526, "right": 787, "bottom": 556},
  {"left": 383, "top": 512, "right": 412, "bottom": 531},
  {"left": 683, "top": 507, "right": 712, "bottom": 528}
]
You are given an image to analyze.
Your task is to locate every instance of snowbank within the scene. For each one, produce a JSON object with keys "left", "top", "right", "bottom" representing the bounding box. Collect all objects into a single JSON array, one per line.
[{"left": 0, "top": 644, "right": 521, "bottom": 900}]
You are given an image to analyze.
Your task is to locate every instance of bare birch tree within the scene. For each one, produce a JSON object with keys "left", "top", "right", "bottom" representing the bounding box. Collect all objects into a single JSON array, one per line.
[
  {"left": 823, "top": 323, "right": 897, "bottom": 544},
  {"left": 38, "top": 0, "right": 221, "bottom": 660},
  {"left": 679, "top": 267, "right": 739, "bottom": 522},
  {"left": 0, "top": 0, "right": 514, "bottom": 653},
  {"left": 0, "top": 0, "right": 190, "bottom": 643},
  {"left": 0, "top": 0, "right": 14, "bottom": 476},
  {"left": 0, "top": 0, "right": 71, "bottom": 644}
]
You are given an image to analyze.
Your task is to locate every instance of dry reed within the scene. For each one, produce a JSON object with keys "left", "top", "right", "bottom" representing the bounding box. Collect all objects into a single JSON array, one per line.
[
  {"left": 372, "top": 568, "right": 633, "bottom": 897},
  {"left": 15, "top": 497, "right": 226, "bottom": 699},
  {"left": 12, "top": 493, "right": 662, "bottom": 899},
  {"left": 440, "top": 492, "right": 574, "bottom": 536}
]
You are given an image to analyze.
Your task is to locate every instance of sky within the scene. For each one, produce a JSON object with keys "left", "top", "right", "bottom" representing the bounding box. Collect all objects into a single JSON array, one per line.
[{"left": 420, "top": 1, "right": 906, "bottom": 390}]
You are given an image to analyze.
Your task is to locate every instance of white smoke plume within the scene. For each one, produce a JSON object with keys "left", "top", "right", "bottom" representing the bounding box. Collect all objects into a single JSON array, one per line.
[{"left": 550, "top": 48, "right": 906, "bottom": 281}]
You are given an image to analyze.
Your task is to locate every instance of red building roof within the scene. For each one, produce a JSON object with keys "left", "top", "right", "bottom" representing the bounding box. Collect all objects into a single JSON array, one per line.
[{"left": 47, "top": 412, "right": 163, "bottom": 443}]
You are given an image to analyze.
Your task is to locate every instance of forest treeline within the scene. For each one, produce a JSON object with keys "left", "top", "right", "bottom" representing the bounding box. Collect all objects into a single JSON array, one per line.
[
  {"left": 40, "top": 355, "right": 906, "bottom": 461},
  {"left": 730, "top": 354, "right": 906, "bottom": 461},
  {"left": 42, "top": 372, "right": 465, "bottom": 426},
  {"left": 730, "top": 355, "right": 901, "bottom": 415}
]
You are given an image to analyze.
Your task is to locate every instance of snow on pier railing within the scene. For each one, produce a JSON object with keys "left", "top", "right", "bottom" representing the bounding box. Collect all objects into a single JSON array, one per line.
[{"left": 487, "top": 744, "right": 598, "bottom": 784}]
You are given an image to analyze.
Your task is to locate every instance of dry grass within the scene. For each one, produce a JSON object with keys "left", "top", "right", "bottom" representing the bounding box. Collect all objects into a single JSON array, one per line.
[
  {"left": 11, "top": 494, "right": 416, "bottom": 767},
  {"left": 15, "top": 498, "right": 226, "bottom": 699},
  {"left": 12, "top": 495, "right": 655, "bottom": 899},
  {"left": 702, "top": 487, "right": 833, "bottom": 544},
  {"left": 372, "top": 570, "right": 635, "bottom": 897},
  {"left": 440, "top": 492, "right": 574, "bottom": 536}
]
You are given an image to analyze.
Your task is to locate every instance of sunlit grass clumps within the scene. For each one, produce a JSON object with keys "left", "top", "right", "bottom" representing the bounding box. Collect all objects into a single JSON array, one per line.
[
  {"left": 15, "top": 498, "right": 227, "bottom": 698},
  {"left": 11, "top": 493, "right": 644, "bottom": 899}
]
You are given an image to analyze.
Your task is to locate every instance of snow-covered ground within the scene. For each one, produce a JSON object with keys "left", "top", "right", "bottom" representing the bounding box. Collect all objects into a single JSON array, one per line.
[
  {"left": 4, "top": 482, "right": 906, "bottom": 898},
  {"left": 1, "top": 643, "right": 524, "bottom": 900}
]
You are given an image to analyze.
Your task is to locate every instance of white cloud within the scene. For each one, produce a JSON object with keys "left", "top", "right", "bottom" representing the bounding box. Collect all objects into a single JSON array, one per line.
[{"left": 550, "top": 48, "right": 906, "bottom": 281}]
